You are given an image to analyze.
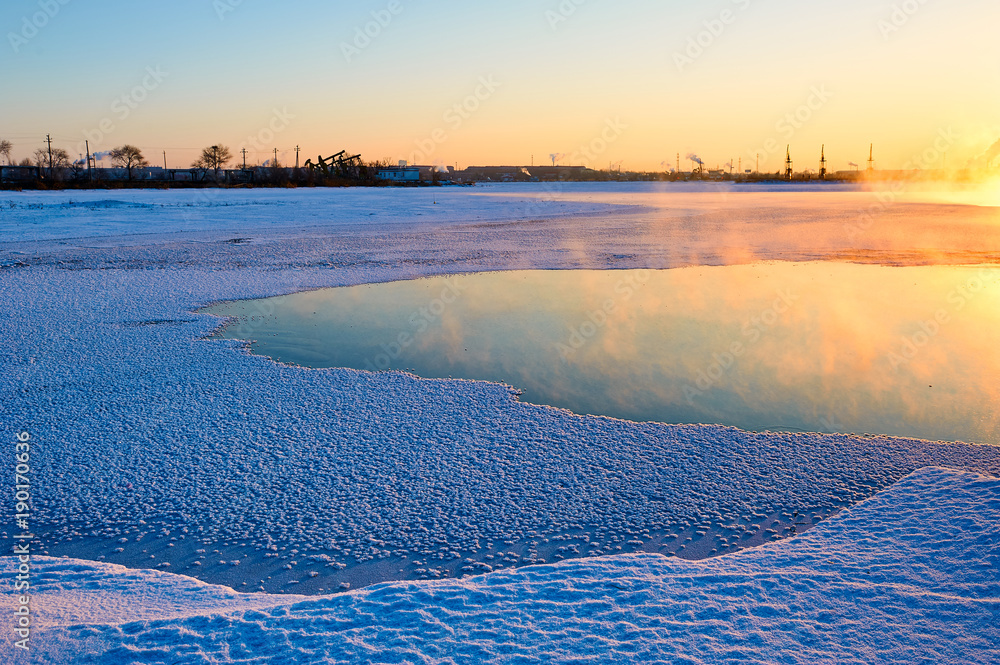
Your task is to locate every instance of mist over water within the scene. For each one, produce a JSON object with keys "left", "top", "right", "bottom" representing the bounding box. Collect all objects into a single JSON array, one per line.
[{"left": 205, "top": 263, "right": 1000, "bottom": 445}]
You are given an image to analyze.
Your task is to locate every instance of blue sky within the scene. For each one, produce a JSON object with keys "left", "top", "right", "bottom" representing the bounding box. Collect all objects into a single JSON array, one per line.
[{"left": 2, "top": 0, "right": 998, "bottom": 170}]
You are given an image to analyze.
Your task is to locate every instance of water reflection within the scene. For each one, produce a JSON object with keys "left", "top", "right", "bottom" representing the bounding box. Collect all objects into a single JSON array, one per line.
[{"left": 204, "top": 263, "right": 1000, "bottom": 444}]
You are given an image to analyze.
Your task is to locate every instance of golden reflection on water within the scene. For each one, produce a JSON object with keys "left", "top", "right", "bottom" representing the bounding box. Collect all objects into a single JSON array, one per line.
[{"left": 205, "top": 263, "right": 1000, "bottom": 444}]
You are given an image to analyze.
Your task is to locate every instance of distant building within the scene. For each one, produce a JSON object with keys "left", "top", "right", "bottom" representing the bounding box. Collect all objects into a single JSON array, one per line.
[
  {"left": 0, "top": 165, "right": 40, "bottom": 182},
  {"left": 377, "top": 166, "right": 420, "bottom": 182},
  {"left": 460, "top": 166, "right": 527, "bottom": 182},
  {"left": 525, "top": 165, "right": 592, "bottom": 181}
]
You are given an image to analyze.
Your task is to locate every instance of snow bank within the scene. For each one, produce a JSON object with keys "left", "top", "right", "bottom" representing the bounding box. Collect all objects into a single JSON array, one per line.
[{"left": 5, "top": 466, "right": 998, "bottom": 664}]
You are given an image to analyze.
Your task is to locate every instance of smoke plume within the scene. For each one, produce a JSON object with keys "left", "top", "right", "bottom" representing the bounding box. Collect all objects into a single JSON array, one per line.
[{"left": 977, "top": 138, "right": 1000, "bottom": 166}]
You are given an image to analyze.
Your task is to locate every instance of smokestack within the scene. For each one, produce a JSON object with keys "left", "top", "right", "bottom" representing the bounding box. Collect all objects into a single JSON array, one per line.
[
  {"left": 685, "top": 153, "right": 704, "bottom": 176},
  {"left": 976, "top": 138, "right": 1000, "bottom": 168}
]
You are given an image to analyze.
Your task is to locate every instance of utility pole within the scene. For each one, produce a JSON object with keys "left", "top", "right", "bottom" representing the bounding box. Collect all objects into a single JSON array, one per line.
[
  {"left": 85, "top": 140, "right": 93, "bottom": 182},
  {"left": 45, "top": 134, "right": 53, "bottom": 177},
  {"left": 241, "top": 148, "right": 247, "bottom": 169},
  {"left": 294, "top": 145, "right": 300, "bottom": 169}
]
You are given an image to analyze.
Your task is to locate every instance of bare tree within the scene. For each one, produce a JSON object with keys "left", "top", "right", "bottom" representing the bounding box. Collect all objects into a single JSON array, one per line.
[
  {"left": 33, "top": 147, "right": 70, "bottom": 170},
  {"left": 192, "top": 144, "right": 232, "bottom": 175},
  {"left": 68, "top": 158, "right": 87, "bottom": 179},
  {"left": 0, "top": 139, "right": 12, "bottom": 165},
  {"left": 110, "top": 144, "right": 149, "bottom": 181}
]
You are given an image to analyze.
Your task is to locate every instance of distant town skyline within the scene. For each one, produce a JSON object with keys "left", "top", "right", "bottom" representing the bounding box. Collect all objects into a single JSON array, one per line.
[{"left": 2, "top": 0, "right": 998, "bottom": 171}]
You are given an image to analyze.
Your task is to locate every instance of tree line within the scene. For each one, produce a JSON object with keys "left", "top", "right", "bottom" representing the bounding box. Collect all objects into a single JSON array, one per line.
[
  {"left": 0, "top": 140, "right": 390, "bottom": 187},
  {"left": 0, "top": 141, "right": 234, "bottom": 179}
]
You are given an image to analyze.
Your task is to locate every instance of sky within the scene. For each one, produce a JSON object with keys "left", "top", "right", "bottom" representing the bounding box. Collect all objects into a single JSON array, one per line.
[{"left": 1, "top": 0, "right": 998, "bottom": 172}]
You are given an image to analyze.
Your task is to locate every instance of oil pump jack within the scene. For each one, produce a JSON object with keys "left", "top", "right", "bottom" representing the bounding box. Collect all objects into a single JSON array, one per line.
[{"left": 304, "top": 150, "right": 364, "bottom": 179}]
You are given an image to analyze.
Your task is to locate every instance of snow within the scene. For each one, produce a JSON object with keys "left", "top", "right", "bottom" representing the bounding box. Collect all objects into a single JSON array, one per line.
[
  {"left": 4, "top": 466, "right": 998, "bottom": 663},
  {"left": 1, "top": 183, "right": 998, "bottom": 660}
]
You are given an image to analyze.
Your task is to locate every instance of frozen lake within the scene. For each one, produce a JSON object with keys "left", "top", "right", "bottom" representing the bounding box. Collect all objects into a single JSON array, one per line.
[
  {"left": 3, "top": 183, "right": 999, "bottom": 600},
  {"left": 206, "top": 262, "right": 999, "bottom": 444}
]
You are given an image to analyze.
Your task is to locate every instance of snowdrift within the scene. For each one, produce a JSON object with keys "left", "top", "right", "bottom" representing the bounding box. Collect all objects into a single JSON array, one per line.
[{"left": 5, "top": 467, "right": 998, "bottom": 664}]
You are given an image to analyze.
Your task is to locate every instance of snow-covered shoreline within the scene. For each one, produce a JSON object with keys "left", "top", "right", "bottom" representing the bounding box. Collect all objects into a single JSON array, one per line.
[{"left": 5, "top": 466, "right": 998, "bottom": 663}]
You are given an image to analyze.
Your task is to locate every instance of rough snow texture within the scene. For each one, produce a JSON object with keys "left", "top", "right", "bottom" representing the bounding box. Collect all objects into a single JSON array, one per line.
[
  {"left": 2, "top": 186, "right": 1000, "bottom": 595},
  {"left": 4, "top": 467, "right": 998, "bottom": 664}
]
